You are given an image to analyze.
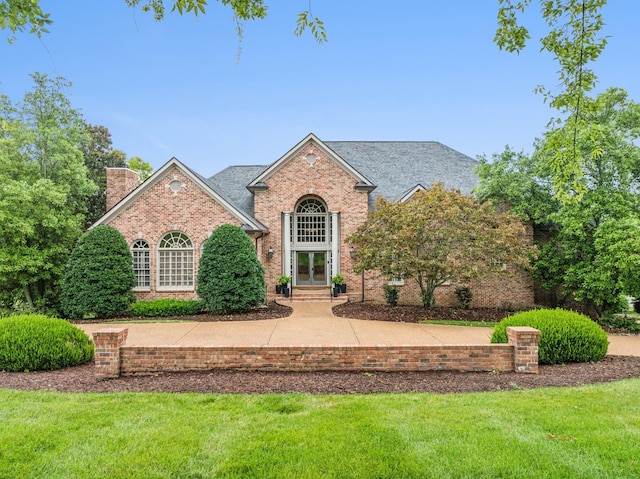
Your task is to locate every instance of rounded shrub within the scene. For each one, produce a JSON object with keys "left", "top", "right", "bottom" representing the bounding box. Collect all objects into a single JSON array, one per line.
[
  {"left": 491, "top": 308, "right": 609, "bottom": 365},
  {"left": 60, "top": 225, "right": 136, "bottom": 319},
  {"left": 0, "top": 314, "right": 94, "bottom": 371},
  {"left": 197, "top": 224, "right": 266, "bottom": 314}
]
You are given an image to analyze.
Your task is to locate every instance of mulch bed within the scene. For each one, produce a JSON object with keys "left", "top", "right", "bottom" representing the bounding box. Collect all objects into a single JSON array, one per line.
[
  {"left": 2, "top": 357, "right": 640, "bottom": 394},
  {"left": 2, "top": 302, "right": 639, "bottom": 395},
  {"left": 333, "top": 302, "right": 640, "bottom": 335},
  {"left": 333, "top": 302, "right": 511, "bottom": 323}
]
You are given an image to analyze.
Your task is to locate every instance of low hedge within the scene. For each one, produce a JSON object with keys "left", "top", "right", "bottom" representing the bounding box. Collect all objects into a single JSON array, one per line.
[
  {"left": 130, "top": 299, "right": 205, "bottom": 317},
  {"left": 491, "top": 308, "right": 609, "bottom": 365},
  {"left": 0, "top": 315, "right": 95, "bottom": 372}
]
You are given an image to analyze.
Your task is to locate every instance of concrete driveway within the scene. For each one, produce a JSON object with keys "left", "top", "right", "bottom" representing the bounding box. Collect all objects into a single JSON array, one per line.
[{"left": 77, "top": 302, "right": 640, "bottom": 356}]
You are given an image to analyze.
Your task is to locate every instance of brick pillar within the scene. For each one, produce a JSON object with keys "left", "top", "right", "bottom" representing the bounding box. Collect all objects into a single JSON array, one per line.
[
  {"left": 106, "top": 167, "right": 140, "bottom": 211},
  {"left": 507, "top": 326, "right": 541, "bottom": 374},
  {"left": 93, "top": 328, "right": 128, "bottom": 379}
]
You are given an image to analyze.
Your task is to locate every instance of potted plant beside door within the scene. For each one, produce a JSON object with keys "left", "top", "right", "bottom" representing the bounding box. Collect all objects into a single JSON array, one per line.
[
  {"left": 278, "top": 275, "right": 292, "bottom": 297},
  {"left": 331, "top": 274, "right": 344, "bottom": 297}
]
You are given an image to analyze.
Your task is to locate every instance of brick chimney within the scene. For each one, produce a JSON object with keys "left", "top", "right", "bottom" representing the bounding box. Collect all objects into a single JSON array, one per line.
[{"left": 106, "top": 166, "right": 140, "bottom": 211}]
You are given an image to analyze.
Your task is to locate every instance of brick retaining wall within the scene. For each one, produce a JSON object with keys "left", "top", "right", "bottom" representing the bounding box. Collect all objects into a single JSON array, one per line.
[{"left": 93, "top": 327, "right": 540, "bottom": 379}]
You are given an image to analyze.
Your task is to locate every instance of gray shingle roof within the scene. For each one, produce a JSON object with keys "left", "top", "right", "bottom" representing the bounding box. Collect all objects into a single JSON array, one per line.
[
  {"left": 324, "top": 141, "right": 478, "bottom": 207},
  {"left": 207, "top": 165, "right": 268, "bottom": 217},
  {"left": 207, "top": 140, "right": 479, "bottom": 217}
]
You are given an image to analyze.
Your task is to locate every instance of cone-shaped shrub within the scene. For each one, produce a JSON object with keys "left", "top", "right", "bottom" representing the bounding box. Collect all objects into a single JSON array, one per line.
[
  {"left": 60, "top": 225, "right": 136, "bottom": 319},
  {"left": 197, "top": 224, "right": 265, "bottom": 313},
  {"left": 491, "top": 308, "right": 609, "bottom": 364},
  {"left": 0, "top": 314, "right": 94, "bottom": 371}
]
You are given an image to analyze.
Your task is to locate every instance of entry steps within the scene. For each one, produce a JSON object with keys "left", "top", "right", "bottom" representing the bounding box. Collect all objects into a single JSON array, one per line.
[{"left": 275, "top": 286, "right": 348, "bottom": 303}]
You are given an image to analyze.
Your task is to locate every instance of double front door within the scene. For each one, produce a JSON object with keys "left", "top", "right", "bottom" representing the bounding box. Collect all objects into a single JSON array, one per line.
[{"left": 296, "top": 251, "right": 327, "bottom": 286}]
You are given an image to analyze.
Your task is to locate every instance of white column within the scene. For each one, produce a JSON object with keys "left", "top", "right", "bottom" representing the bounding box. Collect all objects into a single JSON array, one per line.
[
  {"left": 283, "top": 212, "right": 292, "bottom": 280},
  {"left": 331, "top": 211, "right": 339, "bottom": 279}
]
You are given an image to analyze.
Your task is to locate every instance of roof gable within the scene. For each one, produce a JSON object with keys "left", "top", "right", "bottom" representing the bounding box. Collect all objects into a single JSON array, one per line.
[
  {"left": 247, "top": 133, "right": 375, "bottom": 189},
  {"left": 92, "top": 157, "right": 266, "bottom": 231},
  {"left": 398, "top": 184, "right": 427, "bottom": 203}
]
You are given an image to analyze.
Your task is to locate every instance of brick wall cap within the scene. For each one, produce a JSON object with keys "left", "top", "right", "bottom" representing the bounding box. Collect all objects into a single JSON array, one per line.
[
  {"left": 507, "top": 326, "right": 540, "bottom": 334},
  {"left": 93, "top": 328, "right": 128, "bottom": 335}
]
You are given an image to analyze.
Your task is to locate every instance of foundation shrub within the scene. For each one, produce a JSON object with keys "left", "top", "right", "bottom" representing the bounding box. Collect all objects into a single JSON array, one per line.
[
  {"left": 197, "top": 224, "right": 266, "bottom": 314},
  {"left": 491, "top": 308, "right": 609, "bottom": 364},
  {"left": 60, "top": 225, "right": 136, "bottom": 319},
  {"left": 131, "top": 299, "right": 204, "bottom": 317},
  {"left": 383, "top": 284, "right": 399, "bottom": 307},
  {"left": 454, "top": 286, "right": 473, "bottom": 309},
  {"left": 0, "top": 314, "right": 94, "bottom": 371}
]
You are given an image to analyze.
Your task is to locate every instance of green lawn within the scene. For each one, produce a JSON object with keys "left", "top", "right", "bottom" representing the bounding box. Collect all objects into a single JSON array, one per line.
[
  {"left": 1, "top": 380, "right": 639, "bottom": 478},
  {"left": 421, "top": 319, "right": 496, "bottom": 327}
]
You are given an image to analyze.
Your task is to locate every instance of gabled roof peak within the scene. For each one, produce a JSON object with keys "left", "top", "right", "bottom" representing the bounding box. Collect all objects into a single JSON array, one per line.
[
  {"left": 92, "top": 156, "right": 266, "bottom": 231},
  {"left": 247, "top": 133, "right": 375, "bottom": 189}
]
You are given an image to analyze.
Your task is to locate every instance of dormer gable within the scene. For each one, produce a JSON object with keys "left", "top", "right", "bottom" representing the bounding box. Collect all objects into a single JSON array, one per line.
[{"left": 247, "top": 133, "right": 376, "bottom": 193}]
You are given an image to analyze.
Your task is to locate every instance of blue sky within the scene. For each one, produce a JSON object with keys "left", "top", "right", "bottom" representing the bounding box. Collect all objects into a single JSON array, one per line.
[{"left": 2, "top": 1, "right": 639, "bottom": 176}]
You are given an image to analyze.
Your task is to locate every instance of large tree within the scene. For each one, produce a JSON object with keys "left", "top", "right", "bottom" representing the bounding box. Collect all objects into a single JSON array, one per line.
[
  {"left": 4, "top": 74, "right": 94, "bottom": 204},
  {"left": 477, "top": 88, "right": 640, "bottom": 318},
  {"left": 0, "top": 74, "right": 95, "bottom": 309},
  {"left": 347, "top": 183, "right": 534, "bottom": 308},
  {"left": 1, "top": 0, "right": 326, "bottom": 44},
  {"left": 0, "top": 179, "right": 80, "bottom": 309},
  {"left": 495, "top": 0, "right": 609, "bottom": 197}
]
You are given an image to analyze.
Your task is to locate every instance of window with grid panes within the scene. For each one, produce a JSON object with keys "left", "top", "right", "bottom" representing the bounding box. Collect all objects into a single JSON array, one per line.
[
  {"left": 158, "top": 232, "right": 193, "bottom": 288},
  {"left": 131, "top": 239, "right": 150, "bottom": 288},
  {"left": 296, "top": 198, "right": 327, "bottom": 243}
]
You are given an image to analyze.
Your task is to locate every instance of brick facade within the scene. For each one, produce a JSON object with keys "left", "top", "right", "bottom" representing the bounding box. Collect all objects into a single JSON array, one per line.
[
  {"left": 101, "top": 136, "right": 536, "bottom": 308},
  {"left": 105, "top": 164, "right": 255, "bottom": 300},
  {"left": 254, "top": 142, "right": 369, "bottom": 299}
]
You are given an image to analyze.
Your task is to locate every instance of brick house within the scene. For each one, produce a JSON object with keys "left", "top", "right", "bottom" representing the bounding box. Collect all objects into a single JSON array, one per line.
[{"left": 95, "top": 133, "right": 534, "bottom": 308}]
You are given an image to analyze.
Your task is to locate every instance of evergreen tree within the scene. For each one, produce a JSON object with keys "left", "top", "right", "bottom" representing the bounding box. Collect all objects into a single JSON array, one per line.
[
  {"left": 197, "top": 224, "right": 265, "bottom": 313},
  {"left": 60, "top": 225, "right": 136, "bottom": 319}
]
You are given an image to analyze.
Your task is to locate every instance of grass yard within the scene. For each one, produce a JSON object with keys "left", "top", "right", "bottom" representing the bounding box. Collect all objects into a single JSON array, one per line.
[
  {"left": 420, "top": 319, "right": 495, "bottom": 327},
  {"left": 1, "top": 380, "right": 639, "bottom": 478}
]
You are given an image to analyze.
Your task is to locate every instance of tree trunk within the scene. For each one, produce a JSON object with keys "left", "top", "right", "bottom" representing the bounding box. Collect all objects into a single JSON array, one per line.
[
  {"left": 22, "top": 284, "right": 35, "bottom": 309},
  {"left": 417, "top": 276, "right": 436, "bottom": 307},
  {"left": 420, "top": 289, "right": 435, "bottom": 308}
]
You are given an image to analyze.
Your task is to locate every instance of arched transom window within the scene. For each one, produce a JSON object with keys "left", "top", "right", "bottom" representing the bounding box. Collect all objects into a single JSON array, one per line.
[
  {"left": 295, "top": 198, "right": 327, "bottom": 243},
  {"left": 158, "top": 232, "right": 193, "bottom": 289},
  {"left": 131, "top": 239, "right": 150, "bottom": 289}
]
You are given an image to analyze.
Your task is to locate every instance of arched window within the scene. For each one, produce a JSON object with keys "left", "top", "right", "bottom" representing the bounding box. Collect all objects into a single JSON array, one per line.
[
  {"left": 131, "top": 239, "right": 150, "bottom": 289},
  {"left": 158, "top": 232, "right": 193, "bottom": 289},
  {"left": 295, "top": 198, "right": 327, "bottom": 243}
]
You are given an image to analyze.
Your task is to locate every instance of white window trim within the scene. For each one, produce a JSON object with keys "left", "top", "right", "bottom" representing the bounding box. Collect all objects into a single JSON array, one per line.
[
  {"left": 157, "top": 232, "right": 194, "bottom": 291},
  {"left": 387, "top": 274, "right": 405, "bottom": 286},
  {"left": 131, "top": 239, "right": 151, "bottom": 292}
]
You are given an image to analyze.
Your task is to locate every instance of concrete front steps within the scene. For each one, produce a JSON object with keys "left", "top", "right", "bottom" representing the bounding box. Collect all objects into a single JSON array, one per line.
[{"left": 275, "top": 286, "right": 348, "bottom": 303}]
